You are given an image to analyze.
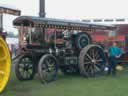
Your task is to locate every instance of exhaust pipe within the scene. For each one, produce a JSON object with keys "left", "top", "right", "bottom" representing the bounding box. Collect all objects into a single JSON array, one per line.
[{"left": 39, "top": 0, "right": 45, "bottom": 17}]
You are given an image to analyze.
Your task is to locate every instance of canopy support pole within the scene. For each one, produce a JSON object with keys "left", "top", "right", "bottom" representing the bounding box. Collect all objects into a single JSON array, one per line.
[{"left": 0, "top": 13, "right": 3, "bottom": 33}]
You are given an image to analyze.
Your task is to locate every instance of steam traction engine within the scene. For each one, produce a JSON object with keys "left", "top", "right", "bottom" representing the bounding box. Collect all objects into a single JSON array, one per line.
[{"left": 13, "top": 16, "right": 115, "bottom": 83}]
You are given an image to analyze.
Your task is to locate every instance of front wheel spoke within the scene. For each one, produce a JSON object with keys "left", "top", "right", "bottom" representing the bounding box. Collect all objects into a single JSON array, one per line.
[
  {"left": 26, "top": 71, "right": 30, "bottom": 78},
  {"left": 19, "top": 64, "right": 25, "bottom": 68},
  {"left": 24, "top": 58, "right": 29, "bottom": 62},
  {"left": 19, "top": 68, "right": 24, "bottom": 72},
  {"left": 28, "top": 65, "right": 33, "bottom": 69},
  {"left": 50, "top": 67, "right": 55, "bottom": 72},
  {"left": 43, "top": 67, "right": 49, "bottom": 72},
  {"left": 28, "top": 71, "right": 32, "bottom": 75},
  {"left": 23, "top": 71, "right": 26, "bottom": 77},
  {"left": 48, "top": 63, "right": 54, "bottom": 68},
  {"left": 44, "top": 61, "right": 50, "bottom": 69},
  {"left": 24, "top": 71, "right": 29, "bottom": 78},
  {"left": 28, "top": 68, "right": 33, "bottom": 72},
  {"left": 21, "top": 60, "right": 27, "bottom": 64},
  {"left": 42, "top": 67, "right": 46, "bottom": 70},
  {"left": 46, "top": 60, "right": 50, "bottom": 66},
  {"left": 48, "top": 65, "right": 55, "bottom": 70},
  {"left": 22, "top": 59, "right": 31, "bottom": 65},
  {"left": 46, "top": 60, "right": 55, "bottom": 71},
  {"left": 21, "top": 71, "right": 25, "bottom": 78}
]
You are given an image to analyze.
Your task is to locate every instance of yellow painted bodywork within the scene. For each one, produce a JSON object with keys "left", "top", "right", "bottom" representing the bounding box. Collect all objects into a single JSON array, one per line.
[{"left": 0, "top": 36, "right": 11, "bottom": 93}]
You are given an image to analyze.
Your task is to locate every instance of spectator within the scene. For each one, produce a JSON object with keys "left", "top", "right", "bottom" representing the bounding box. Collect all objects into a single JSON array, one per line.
[{"left": 108, "top": 42, "right": 123, "bottom": 76}]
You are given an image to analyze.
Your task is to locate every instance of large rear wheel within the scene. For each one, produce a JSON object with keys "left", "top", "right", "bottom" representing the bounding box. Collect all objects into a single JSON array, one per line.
[
  {"left": 0, "top": 37, "right": 11, "bottom": 93},
  {"left": 79, "top": 44, "right": 106, "bottom": 77}
]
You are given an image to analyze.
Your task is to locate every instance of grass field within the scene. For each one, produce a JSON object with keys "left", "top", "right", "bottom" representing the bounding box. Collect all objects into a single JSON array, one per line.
[{"left": 1, "top": 69, "right": 128, "bottom": 96}]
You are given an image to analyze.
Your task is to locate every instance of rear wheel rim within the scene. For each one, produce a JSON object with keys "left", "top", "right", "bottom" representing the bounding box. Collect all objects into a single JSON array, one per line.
[
  {"left": 84, "top": 47, "right": 105, "bottom": 76},
  {"left": 79, "top": 45, "right": 105, "bottom": 77},
  {"left": 0, "top": 37, "right": 11, "bottom": 93}
]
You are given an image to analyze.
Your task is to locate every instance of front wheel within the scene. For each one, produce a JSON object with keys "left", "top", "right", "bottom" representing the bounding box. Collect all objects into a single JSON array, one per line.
[
  {"left": 15, "top": 54, "right": 35, "bottom": 81},
  {"left": 38, "top": 54, "right": 58, "bottom": 83}
]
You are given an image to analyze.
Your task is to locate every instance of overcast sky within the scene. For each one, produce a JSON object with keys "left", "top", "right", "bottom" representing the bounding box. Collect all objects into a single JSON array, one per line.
[{"left": 0, "top": 0, "right": 127, "bottom": 33}]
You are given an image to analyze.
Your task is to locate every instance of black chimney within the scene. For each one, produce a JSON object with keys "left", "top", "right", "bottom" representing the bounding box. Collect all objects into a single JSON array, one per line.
[
  {"left": 0, "top": 14, "right": 3, "bottom": 32},
  {"left": 39, "top": 0, "right": 45, "bottom": 17}
]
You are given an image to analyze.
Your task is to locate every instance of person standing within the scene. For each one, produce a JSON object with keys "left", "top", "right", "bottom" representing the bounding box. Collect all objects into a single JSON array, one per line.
[{"left": 108, "top": 42, "right": 123, "bottom": 76}]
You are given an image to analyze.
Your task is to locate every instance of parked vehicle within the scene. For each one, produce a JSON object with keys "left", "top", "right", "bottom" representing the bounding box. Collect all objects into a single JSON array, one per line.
[{"left": 13, "top": 16, "right": 115, "bottom": 83}]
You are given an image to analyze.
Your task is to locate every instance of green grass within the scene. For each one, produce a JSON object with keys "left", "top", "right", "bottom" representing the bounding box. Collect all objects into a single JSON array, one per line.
[{"left": 1, "top": 70, "right": 128, "bottom": 96}]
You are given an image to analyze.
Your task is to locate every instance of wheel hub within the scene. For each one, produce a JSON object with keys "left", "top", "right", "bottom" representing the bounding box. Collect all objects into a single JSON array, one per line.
[
  {"left": 79, "top": 45, "right": 106, "bottom": 77},
  {"left": 23, "top": 64, "right": 30, "bottom": 71},
  {"left": 92, "top": 59, "right": 96, "bottom": 63}
]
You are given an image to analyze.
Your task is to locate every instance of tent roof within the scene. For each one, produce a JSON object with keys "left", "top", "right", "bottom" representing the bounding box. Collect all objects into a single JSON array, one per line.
[{"left": 0, "top": 4, "right": 21, "bottom": 16}]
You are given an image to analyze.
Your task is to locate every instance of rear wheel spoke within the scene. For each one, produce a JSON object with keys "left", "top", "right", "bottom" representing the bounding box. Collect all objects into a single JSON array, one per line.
[
  {"left": 90, "top": 65, "right": 94, "bottom": 73},
  {"left": 86, "top": 53, "right": 93, "bottom": 60},
  {"left": 95, "top": 59, "right": 103, "bottom": 62},
  {"left": 84, "top": 64, "right": 89, "bottom": 72},
  {"left": 94, "top": 64, "right": 100, "bottom": 72},
  {"left": 92, "top": 49, "right": 95, "bottom": 58},
  {"left": 84, "top": 61, "right": 92, "bottom": 64}
]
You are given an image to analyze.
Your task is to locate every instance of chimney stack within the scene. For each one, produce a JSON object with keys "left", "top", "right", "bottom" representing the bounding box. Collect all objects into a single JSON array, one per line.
[{"left": 39, "top": 0, "right": 45, "bottom": 17}]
